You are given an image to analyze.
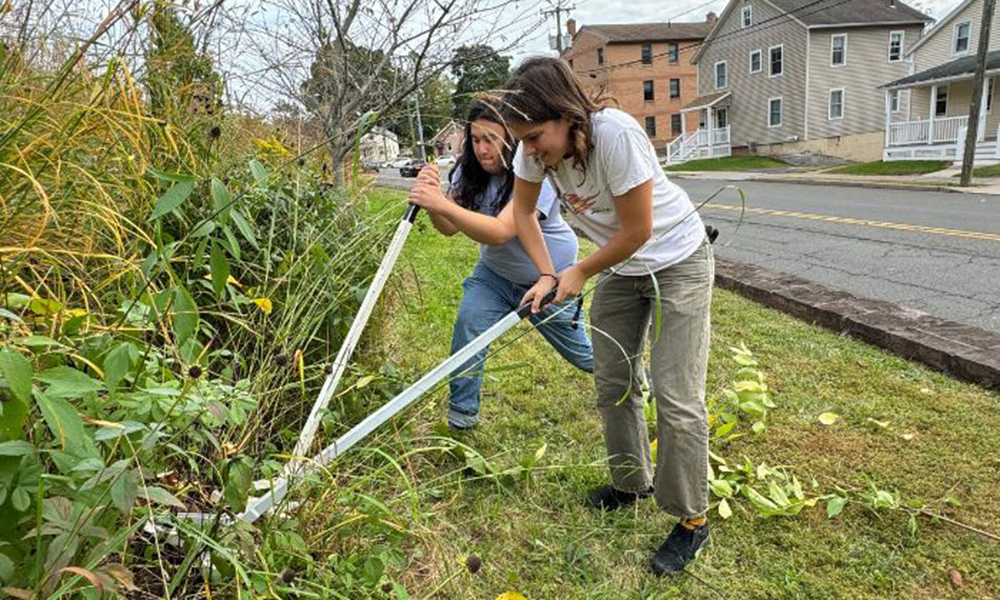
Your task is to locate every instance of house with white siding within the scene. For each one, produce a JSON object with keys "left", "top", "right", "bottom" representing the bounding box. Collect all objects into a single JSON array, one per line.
[
  {"left": 670, "top": 0, "right": 931, "bottom": 164},
  {"left": 881, "top": 0, "right": 1000, "bottom": 164}
]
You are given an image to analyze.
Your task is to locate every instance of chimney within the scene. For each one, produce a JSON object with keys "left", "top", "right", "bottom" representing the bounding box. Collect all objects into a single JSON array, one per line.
[
  {"left": 707, "top": 11, "right": 718, "bottom": 23},
  {"left": 567, "top": 18, "right": 577, "bottom": 37}
]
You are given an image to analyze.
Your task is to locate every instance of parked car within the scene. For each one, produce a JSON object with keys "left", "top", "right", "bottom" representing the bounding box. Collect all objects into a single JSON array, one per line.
[
  {"left": 434, "top": 155, "right": 457, "bottom": 169},
  {"left": 360, "top": 158, "right": 380, "bottom": 173},
  {"left": 399, "top": 160, "right": 427, "bottom": 177},
  {"left": 387, "top": 157, "right": 411, "bottom": 169}
]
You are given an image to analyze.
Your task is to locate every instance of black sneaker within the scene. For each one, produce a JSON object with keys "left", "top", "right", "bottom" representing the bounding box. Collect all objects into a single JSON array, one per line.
[
  {"left": 586, "top": 485, "right": 653, "bottom": 511},
  {"left": 650, "top": 522, "right": 710, "bottom": 576}
]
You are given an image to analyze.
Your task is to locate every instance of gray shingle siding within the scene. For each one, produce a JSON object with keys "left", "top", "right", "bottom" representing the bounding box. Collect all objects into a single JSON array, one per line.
[
  {"left": 807, "top": 25, "right": 923, "bottom": 139},
  {"left": 697, "top": 0, "right": 808, "bottom": 146}
]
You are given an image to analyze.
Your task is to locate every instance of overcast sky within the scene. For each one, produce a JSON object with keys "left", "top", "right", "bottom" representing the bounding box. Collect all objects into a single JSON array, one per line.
[{"left": 508, "top": 0, "right": 958, "bottom": 65}]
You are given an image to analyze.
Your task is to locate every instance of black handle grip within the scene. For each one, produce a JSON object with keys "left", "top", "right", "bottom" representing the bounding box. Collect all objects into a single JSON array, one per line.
[
  {"left": 517, "top": 290, "right": 558, "bottom": 319},
  {"left": 404, "top": 204, "right": 421, "bottom": 223}
]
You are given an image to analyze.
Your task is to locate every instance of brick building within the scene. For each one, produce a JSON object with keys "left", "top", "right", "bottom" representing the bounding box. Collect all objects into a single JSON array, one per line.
[{"left": 563, "top": 15, "right": 717, "bottom": 152}]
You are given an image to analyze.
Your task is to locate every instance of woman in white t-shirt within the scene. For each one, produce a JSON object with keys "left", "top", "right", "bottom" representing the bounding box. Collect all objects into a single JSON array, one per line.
[{"left": 501, "top": 57, "right": 715, "bottom": 575}]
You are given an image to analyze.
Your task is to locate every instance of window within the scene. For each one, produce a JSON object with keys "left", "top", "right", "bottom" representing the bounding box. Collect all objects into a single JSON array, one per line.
[
  {"left": 672, "top": 114, "right": 683, "bottom": 136},
  {"left": 889, "top": 31, "right": 904, "bottom": 62},
  {"left": 989, "top": 79, "right": 995, "bottom": 112},
  {"left": 749, "top": 49, "right": 762, "bottom": 73},
  {"left": 597, "top": 47, "right": 605, "bottom": 65},
  {"left": 954, "top": 21, "right": 971, "bottom": 54},
  {"left": 770, "top": 44, "right": 783, "bottom": 77},
  {"left": 642, "top": 44, "right": 653, "bottom": 65},
  {"left": 829, "top": 88, "right": 844, "bottom": 119},
  {"left": 889, "top": 90, "right": 901, "bottom": 113},
  {"left": 668, "top": 43, "right": 679, "bottom": 63},
  {"left": 643, "top": 80, "right": 655, "bottom": 101},
  {"left": 645, "top": 116, "right": 657, "bottom": 137},
  {"left": 935, "top": 85, "right": 948, "bottom": 117},
  {"left": 715, "top": 61, "right": 728, "bottom": 89},
  {"left": 741, "top": 5, "right": 753, "bottom": 28},
  {"left": 769, "top": 97, "right": 783, "bottom": 127},
  {"left": 716, "top": 108, "right": 728, "bottom": 129},
  {"left": 831, "top": 34, "right": 846, "bottom": 67},
  {"left": 670, "top": 78, "right": 681, "bottom": 99}
]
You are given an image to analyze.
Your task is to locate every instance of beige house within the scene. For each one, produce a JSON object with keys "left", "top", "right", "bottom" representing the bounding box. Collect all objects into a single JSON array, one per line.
[
  {"left": 882, "top": 0, "right": 1000, "bottom": 164},
  {"left": 673, "top": 0, "right": 930, "bottom": 164}
]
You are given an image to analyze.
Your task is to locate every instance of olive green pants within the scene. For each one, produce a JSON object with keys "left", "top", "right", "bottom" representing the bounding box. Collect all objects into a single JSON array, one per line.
[{"left": 589, "top": 240, "right": 714, "bottom": 518}]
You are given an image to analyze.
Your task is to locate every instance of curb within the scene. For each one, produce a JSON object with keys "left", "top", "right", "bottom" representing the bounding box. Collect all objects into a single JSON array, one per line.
[
  {"left": 753, "top": 177, "right": 963, "bottom": 194},
  {"left": 715, "top": 258, "right": 1000, "bottom": 389},
  {"left": 668, "top": 172, "right": 964, "bottom": 193}
]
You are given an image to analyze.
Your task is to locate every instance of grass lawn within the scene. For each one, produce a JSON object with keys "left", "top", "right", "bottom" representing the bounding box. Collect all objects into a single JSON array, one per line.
[
  {"left": 303, "top": 188, "right": 1000, "bottom": 600},
  {"left": 971, "top": 164, "right": 1000, "bottom": 178},
  {"left": 664, "top": 156, "right": 787, "bottom": 172},
  {"left": 825, "top": 161, "right": 950, "bottom": 176}
]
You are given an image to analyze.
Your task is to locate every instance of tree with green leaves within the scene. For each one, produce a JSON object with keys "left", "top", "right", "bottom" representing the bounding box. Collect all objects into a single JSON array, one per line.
[{"left": 451, "top": 45, "right": 510, "bottom": 121}]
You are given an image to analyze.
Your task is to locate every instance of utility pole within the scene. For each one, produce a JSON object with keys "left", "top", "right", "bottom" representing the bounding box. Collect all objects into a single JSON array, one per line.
[
  {"left": 413, "top": 91, "right": 427, "bottom": 161},
  {"left": 960, "top": 0, "right": 996, "bottom": 186},
  {"left": 543, "top": 1, "right": 575, "bottom": 54}
]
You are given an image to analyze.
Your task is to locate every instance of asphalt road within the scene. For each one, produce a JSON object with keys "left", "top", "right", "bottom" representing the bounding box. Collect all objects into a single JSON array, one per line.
[{"left": 378, "top": 172, "right": 1000, "bottom": 333}]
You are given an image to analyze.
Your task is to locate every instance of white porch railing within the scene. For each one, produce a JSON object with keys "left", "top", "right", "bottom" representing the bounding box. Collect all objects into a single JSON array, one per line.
[
  {"left": 666, "top": 130, "right": 699, "bottom": 164},
  {"left": 888, "top": 115, "right": 969, "bottom": 146},
  {"left": 666, "top": 126, "right": 731, "bottom": 165}
]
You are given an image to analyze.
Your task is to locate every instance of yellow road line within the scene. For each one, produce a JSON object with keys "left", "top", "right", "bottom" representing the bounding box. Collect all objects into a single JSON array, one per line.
[{"left": 704, "top": 203, "right": 1000, "bottom": 243}]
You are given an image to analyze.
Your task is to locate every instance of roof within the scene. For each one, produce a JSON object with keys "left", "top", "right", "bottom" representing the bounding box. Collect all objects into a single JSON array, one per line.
[
  {"left": 681, "top": 91, "right": 732, "bottom": 112},
  {"left": 882, "top": 49, "right": 1000, "bottom": 88},
  {"left": 429, "top": 121, "right": 461, "bottom": 144},
  {"left": 693, "top": 0, "right": 930, "bottom": 63},
  {"left": 767, "top": 0, "right": 930, "bottom": 28},
  {"left": 904, "top": 0, "right": 976, "bottom": 57},
  {"left": 577, "top": 21, "right": 713, "bottom": 44}
]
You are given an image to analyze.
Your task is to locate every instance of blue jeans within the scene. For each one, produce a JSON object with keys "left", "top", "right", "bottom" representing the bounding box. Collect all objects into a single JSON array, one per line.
[{"left": 448, "top": 262, "right": 595, "bottom": 428}]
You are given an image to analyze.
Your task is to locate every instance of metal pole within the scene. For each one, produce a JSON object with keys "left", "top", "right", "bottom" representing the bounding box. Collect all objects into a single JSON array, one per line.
[
  {"left": 960, "top": 0, "right": 995, "bottom": 185},
  {"left": 286, "top": 205, "right": 421, "bottom": 476}
]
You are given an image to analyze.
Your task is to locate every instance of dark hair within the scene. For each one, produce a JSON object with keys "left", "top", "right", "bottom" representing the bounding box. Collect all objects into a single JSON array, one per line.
[
  {"left": 452, "top": 102, "right": 515, "bottom": 215},
  {"left": 500, "top": 56, "right": 613, "bottom": 175}
]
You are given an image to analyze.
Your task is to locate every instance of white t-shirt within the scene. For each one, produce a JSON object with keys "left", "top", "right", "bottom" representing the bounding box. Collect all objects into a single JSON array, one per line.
[{"left": 513, "top": 108, "right": 704, "bottom": 276}]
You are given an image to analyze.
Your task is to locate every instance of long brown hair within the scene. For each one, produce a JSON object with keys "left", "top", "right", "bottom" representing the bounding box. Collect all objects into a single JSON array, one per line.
[
  {"left": 452, "top": 101, "right": 515, "bottom": 214},
  {"left": 499, "top": 56, "right": 614, "bottom": 175}
]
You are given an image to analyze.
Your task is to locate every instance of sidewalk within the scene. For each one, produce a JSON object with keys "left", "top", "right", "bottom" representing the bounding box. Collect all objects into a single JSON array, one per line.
[{"left": 666, "top": 169, "right": 1000, "bottom": 195}]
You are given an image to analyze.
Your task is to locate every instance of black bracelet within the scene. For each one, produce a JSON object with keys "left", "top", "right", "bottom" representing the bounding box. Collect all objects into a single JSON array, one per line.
[{"left": 538, "top": 273, "right": 559, "bottom": 284}]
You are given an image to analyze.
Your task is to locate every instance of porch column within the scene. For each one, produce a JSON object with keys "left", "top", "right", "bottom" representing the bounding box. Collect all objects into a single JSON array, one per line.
[
  {"left": 884, "top": 90, "right": 892, "bottom": 147},
  {"left": 707, "top": 106, "right": 714, "bottom": 148},
  {"left": 681, "top": 112, "right": 687, "bottom": 136},
  {"left": 929, "top": 85, "right": 937, "bottom": 145}
]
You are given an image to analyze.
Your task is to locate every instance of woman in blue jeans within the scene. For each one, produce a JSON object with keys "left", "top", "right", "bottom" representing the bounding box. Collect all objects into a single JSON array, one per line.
[{"left": 408, "top": 102, "right": 593, "bottom": 429}]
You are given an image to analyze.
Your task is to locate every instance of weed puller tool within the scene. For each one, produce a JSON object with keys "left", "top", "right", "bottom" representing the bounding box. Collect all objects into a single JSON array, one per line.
[
  {"left": 286, "top": 204, "right": 421, "bottom": 477},
  {"left": 179, "top": 290, "right": 558, "bottom": 526}
]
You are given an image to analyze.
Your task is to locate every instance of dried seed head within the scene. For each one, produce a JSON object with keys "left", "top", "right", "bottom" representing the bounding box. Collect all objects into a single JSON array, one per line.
[
  {"left": 210, "top": 126, "right": 221, "bottom": 139},
  {"left": 466, "top": 554, "right": 482, "bottom": 574},
  {"left": 381, "top": 582, "right": 393, "bottom": 593},
  {"left": 281, "top": 568, "right": 296, "bottom": 583},
  {"left": 297, "top": 158, "right": 305, "bottom": 167},
  {"left": 274, "top": 353, "right": 289, "bottom": 367},
  {"left": 187, "top": 365, "right": 203, "bottom": 379}
]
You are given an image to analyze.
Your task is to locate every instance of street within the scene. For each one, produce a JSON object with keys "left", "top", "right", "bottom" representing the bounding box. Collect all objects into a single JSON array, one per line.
[{"left": 378, "top": 172, "right": 1000, "bottom": 333}]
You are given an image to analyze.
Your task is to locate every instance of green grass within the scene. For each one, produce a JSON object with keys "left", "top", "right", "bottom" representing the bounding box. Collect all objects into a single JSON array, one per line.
[
  {"left": 825, "top": 160, "right": 950, "bottom": 176},
  {"left": 305, "top": 188, "right": 1000, "bottom": 600},
  {"left": 971, "top": 163, "right": 1000, "bottom": 177},
  {"left": 664, "top": 156, "right": 787, "bottom": 172}
]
